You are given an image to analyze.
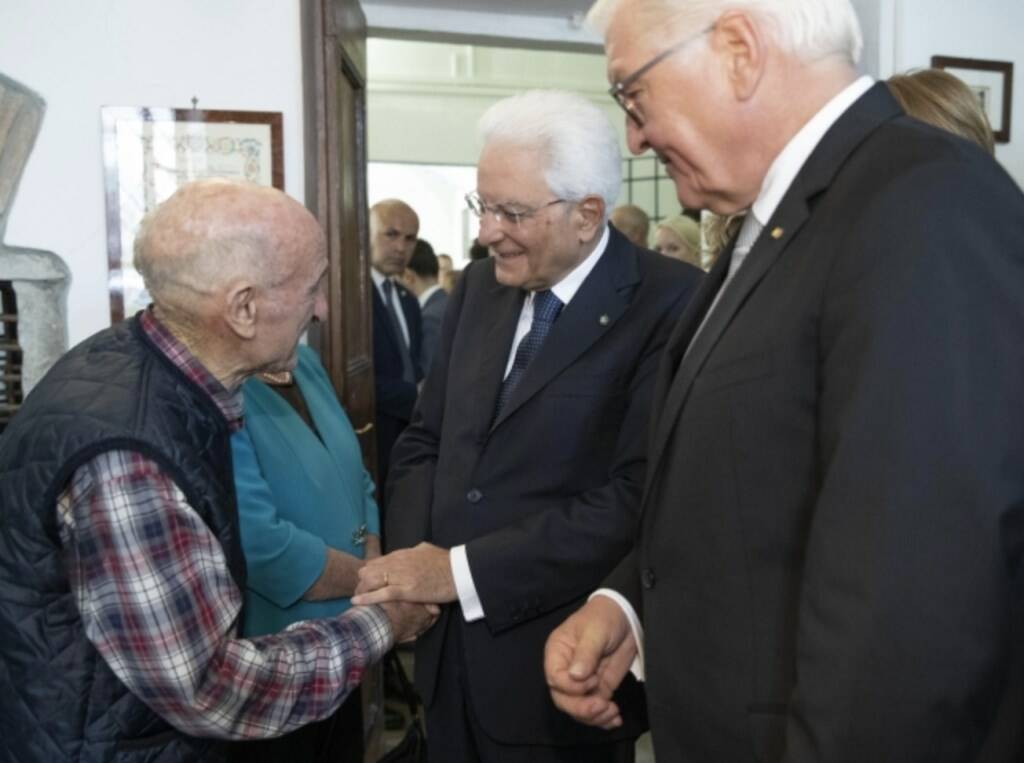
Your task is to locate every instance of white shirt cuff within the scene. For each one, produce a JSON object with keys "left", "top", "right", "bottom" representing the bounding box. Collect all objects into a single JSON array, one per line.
[
  {"left": 590, "top": 588, "right": 645, "bottom": 681},
  {"left": 450, "top": 545, "right": 485, "bottom": 622}
]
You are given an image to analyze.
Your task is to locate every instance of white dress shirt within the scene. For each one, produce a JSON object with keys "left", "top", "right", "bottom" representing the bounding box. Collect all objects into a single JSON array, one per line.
[
  {"left": 451, "top": 225, "right": 612, "bottom": 622},
  {"left": 371, "top": 268, "right": 411, "bottom": 347},
  {"left": 596, "top": 75, "right": 876, "bottom": 681}
]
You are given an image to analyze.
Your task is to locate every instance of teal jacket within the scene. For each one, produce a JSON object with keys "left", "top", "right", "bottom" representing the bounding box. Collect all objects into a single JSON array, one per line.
[{"left": 231, "top": 345, "right": 380, "bottom": 637}]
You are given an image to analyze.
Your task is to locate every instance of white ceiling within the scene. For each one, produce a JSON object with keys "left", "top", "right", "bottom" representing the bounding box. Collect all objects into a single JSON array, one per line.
[{"left": 361, "top": 0, "right": 595, "bottom": 20}]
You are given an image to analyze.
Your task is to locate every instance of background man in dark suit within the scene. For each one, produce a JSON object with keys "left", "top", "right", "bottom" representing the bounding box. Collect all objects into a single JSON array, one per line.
[
  {"left": 353, "top": 90, "right": 702, "bottom": 762},
  {"left": 370, "top": 199, "right": 423, "bottom": 492},
  {"left": 402, "top": 238, "right": 448, "bottom": 376},
  {"left": 545, "top": 1, "right": 1024, "bottom": 762}
]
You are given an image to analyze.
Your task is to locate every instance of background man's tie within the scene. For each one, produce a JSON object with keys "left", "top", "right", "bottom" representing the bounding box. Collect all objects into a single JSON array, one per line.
[{"left": 383, "top": 279, "right": 416, "bottom": 384}]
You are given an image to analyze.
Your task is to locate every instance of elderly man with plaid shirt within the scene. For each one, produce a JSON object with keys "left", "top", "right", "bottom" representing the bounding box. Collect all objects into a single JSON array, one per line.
[{"left": 0, "top": 179, "right": 436, "bottom": 763}]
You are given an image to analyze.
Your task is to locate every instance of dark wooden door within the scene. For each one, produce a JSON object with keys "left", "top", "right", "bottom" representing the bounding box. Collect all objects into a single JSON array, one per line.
[
  {"left": 303, "top": 0, "right": 376, "bottom": 467},
  {"left": 302, "top": 1, "right": 383, "bottom": 759}
]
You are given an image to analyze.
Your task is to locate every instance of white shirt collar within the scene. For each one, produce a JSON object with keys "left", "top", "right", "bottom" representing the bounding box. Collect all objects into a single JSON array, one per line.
[
  {"left": 418, "top": 283, "right": 443, "bottom": 307},
  {"left": 750, "top": 75, "right": 874, "bottom": 228},
  {"left": 545, "top": 224, "right": 611, "bottom": 306},
  {"left": 370, "top": 267, "right": 387, "bottom": 291}
]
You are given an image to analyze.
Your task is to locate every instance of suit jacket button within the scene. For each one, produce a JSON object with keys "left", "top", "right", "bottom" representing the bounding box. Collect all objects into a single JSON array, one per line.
[
  {"left": 467, "top": 489, "right": 483, "bottom": 504},
  {"left": 642, "top": 569, "right": 656, "bottom": 590}
]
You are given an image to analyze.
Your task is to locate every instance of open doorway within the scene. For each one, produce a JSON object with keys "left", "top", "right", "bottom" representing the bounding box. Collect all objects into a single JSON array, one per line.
[{"left": 365, "top": 37, "right": 682, "bottom": 265}]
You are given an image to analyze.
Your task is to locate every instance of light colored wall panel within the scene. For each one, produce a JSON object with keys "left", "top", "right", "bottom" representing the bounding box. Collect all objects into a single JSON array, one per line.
[{"left": 0, "top": 0, "right": 305, "bottom": 347}]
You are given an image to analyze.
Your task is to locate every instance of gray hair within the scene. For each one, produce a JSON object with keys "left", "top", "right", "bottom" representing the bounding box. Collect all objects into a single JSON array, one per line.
[
  {"left": 478, "top": 90, "right": 622, "bottom": 219},
  {"left": 588, "top": 0, "right": 863, "bottom": 66}
]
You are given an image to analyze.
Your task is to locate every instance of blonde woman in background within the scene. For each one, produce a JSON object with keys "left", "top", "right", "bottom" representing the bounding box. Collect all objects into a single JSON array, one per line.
[
  {"left": 701, "top": 212, "right": 743, "bottom": 270},
  {"left": 653, "top": 214, "right": 703, "bottom": 268},
  {"left": 888, "top": 68, "right": 995, "bottom": 154}
]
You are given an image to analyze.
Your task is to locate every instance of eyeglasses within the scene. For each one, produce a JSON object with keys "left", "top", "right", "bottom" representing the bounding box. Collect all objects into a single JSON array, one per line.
[
  {"left": 465, "top": 192, "right": 567, "bottom": 226},
  {"left": 608, "top": 24, "right": 714, "bottom": 128}
]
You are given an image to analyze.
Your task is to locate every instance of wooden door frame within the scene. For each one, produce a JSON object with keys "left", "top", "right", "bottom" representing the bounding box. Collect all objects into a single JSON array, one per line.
[
  {"left": 301, "top": 0, "right": 373, "bottom": 411},
  {"left": 301, "top": 3, "right": 383, "bottom": 760}
]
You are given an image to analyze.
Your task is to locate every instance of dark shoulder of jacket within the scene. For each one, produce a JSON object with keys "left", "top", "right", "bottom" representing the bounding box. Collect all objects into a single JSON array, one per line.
[
  {"left": 634, "top": 245, "right": 704, "bottom": 302},
  {"left": 460, "top": 255, "right": 498, "bottom": 288},
  {"left": 858, "top": 113, "right": 1014, "bottom": 192}
]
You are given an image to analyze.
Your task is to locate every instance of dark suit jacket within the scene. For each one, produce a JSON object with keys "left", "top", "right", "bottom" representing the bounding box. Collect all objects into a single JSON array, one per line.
[
  {"left": 387, "top": 228, "right": 702, "bottom": 746},
  {"left": 611, "top": 83, "right": 1024, "bottom": 762},
  {"left": 372, "top": 280, "right": 423, "bottom": 485},
  {"left": 418, "top": 287, "right": 448, "bottom": 376}
]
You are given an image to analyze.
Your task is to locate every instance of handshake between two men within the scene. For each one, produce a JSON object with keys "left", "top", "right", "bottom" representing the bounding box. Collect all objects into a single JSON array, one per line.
[
  {"left": 352, "top": 542, "right": 640, "bottom": 733},
  {"left": 353, "top": 542, "right": 455, "bottom": 640}
]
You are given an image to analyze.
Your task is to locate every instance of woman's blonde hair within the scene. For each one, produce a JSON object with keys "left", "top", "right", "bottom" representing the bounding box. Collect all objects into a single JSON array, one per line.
[
  {"left": 888, "top": 69, "right": 995, "bottom": 155},
  {"left": 655, "top": 215, "right": 702, "bottom": 267}
]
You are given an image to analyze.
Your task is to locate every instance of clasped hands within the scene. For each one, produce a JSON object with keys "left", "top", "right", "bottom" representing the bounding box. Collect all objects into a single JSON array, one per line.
[
  {"left": 352, "top": 542, "right": 457, "bottom": 643},
  {"left": 353, "top": 546, "right": 638, "bottom": 732}
]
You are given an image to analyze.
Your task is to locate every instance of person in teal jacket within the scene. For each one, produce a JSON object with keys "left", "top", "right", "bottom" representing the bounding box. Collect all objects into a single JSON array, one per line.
[{"left": 229, "top": 343, "right": 380, "bottom": 763}]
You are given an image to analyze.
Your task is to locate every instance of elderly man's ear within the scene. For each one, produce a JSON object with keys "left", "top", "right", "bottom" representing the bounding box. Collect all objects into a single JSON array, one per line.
[
  {"left": 576, "top": 196, "right": 606, "bottom": 243},
  {"left": 224, "top": 282, "right": 259, "bottom": 340},
  {"left": 711, "top": 11, "right": 765, "bottom": 101}
]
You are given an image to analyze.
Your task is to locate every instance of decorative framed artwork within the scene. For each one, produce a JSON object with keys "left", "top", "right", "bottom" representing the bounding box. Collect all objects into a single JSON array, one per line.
[
  {"left": 101, "top": 107, "right": 284, "bottom": 322},
  {"left": 931, "top": 56, "right": 1014, "bottom": 144}
]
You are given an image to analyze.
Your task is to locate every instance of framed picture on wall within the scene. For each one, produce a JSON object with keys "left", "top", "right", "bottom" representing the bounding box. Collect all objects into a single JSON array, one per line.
[
  {"left": 931, "top": 56, "right": 1014, "bottom": 144},
  {"left": 101, "top": 106, "right": 284, "bottom": 322}
]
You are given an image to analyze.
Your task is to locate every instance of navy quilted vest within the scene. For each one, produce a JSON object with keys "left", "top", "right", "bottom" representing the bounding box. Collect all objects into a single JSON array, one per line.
[{"left": 0, "top": 317, "right": 245, "bottom": 762}]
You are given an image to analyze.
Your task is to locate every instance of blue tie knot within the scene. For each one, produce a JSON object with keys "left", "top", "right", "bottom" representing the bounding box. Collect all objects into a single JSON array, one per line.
[
  {"left": 533, "top": 289, "right": 563, "bottom": 324},
  {"left": 492, "top": 289, "right": 563, "bottom": 420}
]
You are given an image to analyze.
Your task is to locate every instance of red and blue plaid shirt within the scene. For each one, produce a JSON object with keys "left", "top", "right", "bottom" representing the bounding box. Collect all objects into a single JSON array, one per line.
[{"left": 55, "top": 310, "right": 391, "bottom": 739}]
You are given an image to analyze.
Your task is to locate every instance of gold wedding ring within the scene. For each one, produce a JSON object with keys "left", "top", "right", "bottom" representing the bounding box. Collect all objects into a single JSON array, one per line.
[{"left": 383, "top": 572, "right": 389, "bottom": 586}]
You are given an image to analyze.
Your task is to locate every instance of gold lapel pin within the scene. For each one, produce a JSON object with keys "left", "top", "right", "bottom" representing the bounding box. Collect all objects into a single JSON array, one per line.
[
  {"left": 599, "top": 314, "right": 610, "bottom": 326},
  {"left": 771, "top": 227, "right": 785, "bottom": 240}
]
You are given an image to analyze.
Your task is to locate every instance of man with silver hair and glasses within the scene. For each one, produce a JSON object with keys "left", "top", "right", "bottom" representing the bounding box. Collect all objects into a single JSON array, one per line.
[
  {"left": 545, "top": 1, "right": 1024, "bottom": 761},
  {"left": 352, "top": 90, "right": 702, "bottom": 761}
]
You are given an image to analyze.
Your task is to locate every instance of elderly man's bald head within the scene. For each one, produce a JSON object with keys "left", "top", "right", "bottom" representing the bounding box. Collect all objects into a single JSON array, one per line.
[
  {"left": 133, "top": 180, "right": 328, "bottom": 387},
  {"left": 134, "top": 180, "right": 324, "bottom": 314}
]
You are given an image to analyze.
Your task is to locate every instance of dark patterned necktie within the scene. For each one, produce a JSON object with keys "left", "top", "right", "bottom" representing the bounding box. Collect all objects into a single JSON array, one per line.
[
  {"left": 494, "top": 289, "right": 563, "bottom": 417},
  {"left": 382, "top": 279, "right": 416, "bottom": 384}
]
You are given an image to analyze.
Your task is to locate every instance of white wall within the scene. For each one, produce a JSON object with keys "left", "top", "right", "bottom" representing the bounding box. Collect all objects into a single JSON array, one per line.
[
  {"left": 363, "top": 3, "right": 600, "bottom": 50},
  {"left": 0, "top": 0, "right": 305, "bottom": 347},
  {"left": 888, "top": 0, "right": 1024, "bottom": 184},
  {"left": 368, "top": 162, "right": 477, "bottom": 266},
  {"left": 850, "top": 0, "right": 888, "bottom": 78},
  {"left": 367, "top": 39, "right": 621, "bottom": 165}
]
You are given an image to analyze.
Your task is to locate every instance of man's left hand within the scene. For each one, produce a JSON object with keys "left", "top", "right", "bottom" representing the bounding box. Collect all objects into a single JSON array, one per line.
[{"left": 352, "top": 543, "right": 456, "bottom": 605}]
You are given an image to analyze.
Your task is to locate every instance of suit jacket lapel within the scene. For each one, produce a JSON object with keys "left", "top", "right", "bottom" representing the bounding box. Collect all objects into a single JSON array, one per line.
[
  {"left": 491, "top": 229, "right": 639, "bottom": 431},
  {"left": 644, "top": 83, "right": 905, "bottom": 489},
  {"left": 645, "top": 200, "right": 810, "bottom": 489},
  {"left": 475, "top": 277, "right": 524, "bottom": 433}
]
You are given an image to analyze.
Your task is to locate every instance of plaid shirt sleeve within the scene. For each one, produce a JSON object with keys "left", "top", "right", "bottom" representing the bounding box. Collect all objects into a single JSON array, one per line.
[{"left": 56, "top": 449, "right": 393, "bottom": 740}]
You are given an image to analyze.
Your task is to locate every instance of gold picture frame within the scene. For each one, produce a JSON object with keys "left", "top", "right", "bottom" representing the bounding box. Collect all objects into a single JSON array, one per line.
[{"left": 101, "top": 106, "right": 284, "bottom": 322}]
